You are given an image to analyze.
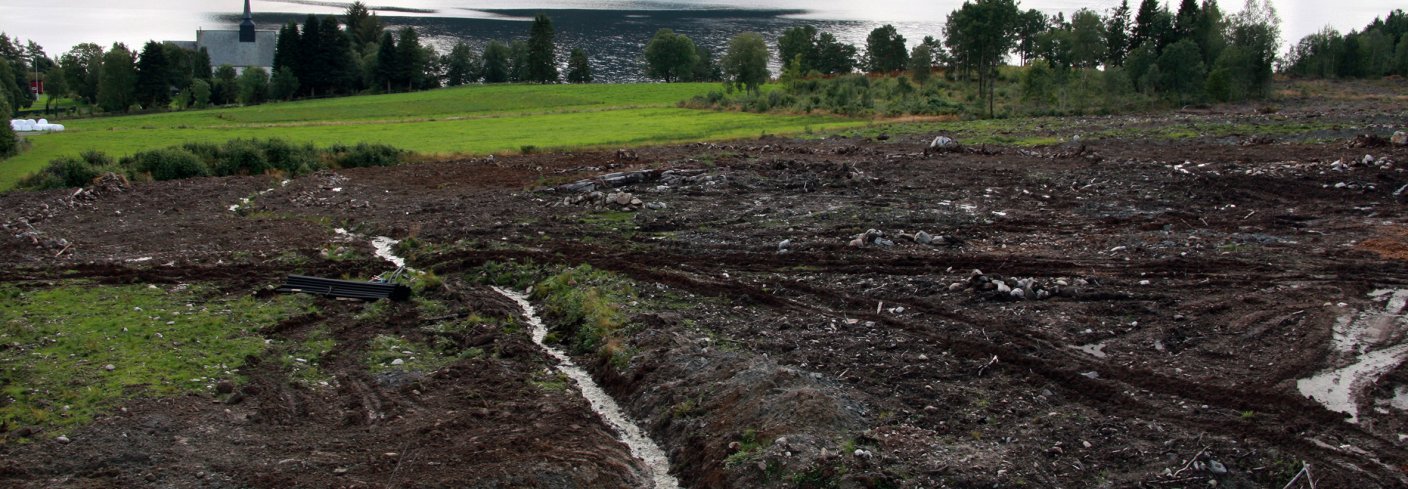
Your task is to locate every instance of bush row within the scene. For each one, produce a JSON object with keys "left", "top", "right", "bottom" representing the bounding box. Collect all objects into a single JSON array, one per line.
[{"left": 18, "top": 139, "right": 406, "bottom": 190}]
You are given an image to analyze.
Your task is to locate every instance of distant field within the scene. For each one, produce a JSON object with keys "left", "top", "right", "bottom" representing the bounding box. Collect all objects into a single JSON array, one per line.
[{"left": 2, "top": 83, "right": 866, "bottom": 190}]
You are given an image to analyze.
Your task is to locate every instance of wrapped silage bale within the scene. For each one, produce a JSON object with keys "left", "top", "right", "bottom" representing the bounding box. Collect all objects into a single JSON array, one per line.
[{"left": 49, "top": 124, "right": 64, "bottom": 132}]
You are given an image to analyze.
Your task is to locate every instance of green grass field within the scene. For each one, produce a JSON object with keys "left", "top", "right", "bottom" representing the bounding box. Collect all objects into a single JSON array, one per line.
[{"left": 2, "top": 83, "right": 867, "bottom": 190}]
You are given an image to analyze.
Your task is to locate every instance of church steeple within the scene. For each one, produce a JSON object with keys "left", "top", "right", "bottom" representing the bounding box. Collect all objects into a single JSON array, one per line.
[{"left": 239, "top": 0, "right": 256, "bottom": 43}]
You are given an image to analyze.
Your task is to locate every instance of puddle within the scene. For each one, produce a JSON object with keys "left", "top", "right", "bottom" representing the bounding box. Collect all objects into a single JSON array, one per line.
[
  {"left": 1297, "top": 289, "right": 1408, "bottom": 423},
  {"left": 493, "top": 287, "right": 679, "bottom": 489}
]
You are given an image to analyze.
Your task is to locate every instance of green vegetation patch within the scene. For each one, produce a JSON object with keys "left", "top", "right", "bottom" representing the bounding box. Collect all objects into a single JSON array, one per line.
[
  {"left": 531, "top": 265, "right": 635, "bottom": 362},
  {"left": 272, "top": 326, "right": 337, "bottom": 386},
  {"left": 0, "top": 283, "right": 313, "bottom": 439},
  {"left": 3, "top": 84, "right": 863, "bottom": 191}
]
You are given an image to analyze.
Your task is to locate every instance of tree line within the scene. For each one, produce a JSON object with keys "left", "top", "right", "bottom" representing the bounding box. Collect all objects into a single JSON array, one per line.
[
  {"left": 1284, "top": 10, "right": 1408, "bottom": 78},
  {"left": 0, "top": 2, "right": 593, "bottom": 116},
  {"left": 4, "top": 2, "right": 1406, "bottom": 123}
]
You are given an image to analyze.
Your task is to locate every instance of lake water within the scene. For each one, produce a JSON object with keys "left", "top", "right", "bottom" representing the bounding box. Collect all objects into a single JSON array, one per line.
[{"left": 0, "top": 0, "right": 1399, "bottom": 82}]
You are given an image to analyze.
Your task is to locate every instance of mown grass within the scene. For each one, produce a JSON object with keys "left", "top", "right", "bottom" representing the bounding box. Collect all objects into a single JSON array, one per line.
[
  {"left": 0, "top": 283, "right": 314, "bottom": 440},
  {"left": 2, "top": 83, "right": 867, "bottom": 190}
]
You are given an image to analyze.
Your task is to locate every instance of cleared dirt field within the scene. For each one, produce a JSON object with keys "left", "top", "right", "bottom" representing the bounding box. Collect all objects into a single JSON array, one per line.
[{"left": 2, "top": 88, "right": 1407, "bottom": 488}]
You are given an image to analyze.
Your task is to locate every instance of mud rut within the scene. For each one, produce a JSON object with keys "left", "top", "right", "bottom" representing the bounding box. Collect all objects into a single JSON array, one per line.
[{"left": 3, "top": 96, "right": 1408, "bottom": 487}]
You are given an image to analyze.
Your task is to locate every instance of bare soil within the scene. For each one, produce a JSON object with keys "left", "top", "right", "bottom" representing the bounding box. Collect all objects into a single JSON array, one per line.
[{"left": 3, "top": 89, "right": 1408, "bottom": 488}]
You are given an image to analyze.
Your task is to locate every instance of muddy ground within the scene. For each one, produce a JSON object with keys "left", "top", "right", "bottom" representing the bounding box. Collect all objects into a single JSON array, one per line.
[{"left": 3, "top": 88, "right": 1408, "bottom": 488}]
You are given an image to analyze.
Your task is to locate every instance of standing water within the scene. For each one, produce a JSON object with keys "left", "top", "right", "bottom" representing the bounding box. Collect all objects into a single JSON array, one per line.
[{"left": 492, "top": 287, "right": 680, "bottom": 489}]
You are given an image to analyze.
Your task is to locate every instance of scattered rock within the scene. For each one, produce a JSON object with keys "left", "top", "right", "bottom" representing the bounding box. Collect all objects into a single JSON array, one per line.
[
  {"left": 853, "top": 448, "right": 873, "bottom": 459},
  {"left": 778, "top": 239, "right": 791, "bottom": 251},
  {"left": 925, "top": 136, "right": 959, "bottom": 156},
  {"left": 875, "top": 133, "right": 890, "bottom": 141},
  {"left": 614, "top": 148, "right": 638, "bottom": 161},
  {"left": 1080, "top": 371, "right": 1100, "bottom": 379},
  {"left": 1393, "top": 131, "right": 1408, "bottom": 146},
  {"left": 103, "top": 364, "right": 116, "bottom": 371},
  {"left": 1208, "top": 460, "right": 1228, "bottom": 474},
  {"left": 914, "top": 231, "right": 933, "bottom": 244},
  {"left": 56, "top": 435, "right": 70, "bottom": 444},
  {"left": 391, "top": 358, "right": 405, "bottom": 366},
  {"left": 215, "top": 380, "right": 235, "bottom": 394},
  {"left": 645, "top": 202, "right": 666, "bottom": 210}
]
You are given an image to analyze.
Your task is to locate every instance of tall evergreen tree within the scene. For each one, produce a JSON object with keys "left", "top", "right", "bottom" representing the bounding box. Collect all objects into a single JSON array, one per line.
[
  {"left": 374, "top": 31, "right": 398, "bottom": 92},
  {"left": 566, "top": 48, "right": 593, "bottom": 83},
  {"left": 395, "top": 27, "right": 427, "bottom": 90},
  {"left": 320, "top": 16, "right": 358, "bottom": 94},
  {"left": 273, "top": 22, "right": 300, "bottom": 71},
  {"left": 1132, "top": 0, "right": 1163, "bottom": 50},
  {"left": 526, "top": 14, "right": 559, "bottom": 83},
  {"left": 296, "top": 15, "right": 325, "bottom": 96},
  {"left": 345, "top": 1, "right": 383, "bottom": 50},
  {"left": 0, "top": 59, "right": 17, "bottom": 115},
  {"left": 1175, "top": 0, "right": 1201, "bottom": 39},
  {"left": 1192, "top": 0, "right": 1226, "bottom": 65},
  {"left": 1105, "top": 0, "right": 1133, "bottom": 66},
  {"left": 134, "top": 41, "right": 170, "bottom": 109},
  {"left": 192, "top": 47, "right": 213, "bottom": 80}
]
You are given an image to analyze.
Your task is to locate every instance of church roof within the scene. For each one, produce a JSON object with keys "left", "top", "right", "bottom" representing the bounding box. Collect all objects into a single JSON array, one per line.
[{"left": 197, "top": 30, "right": 277, "bottom": 69}]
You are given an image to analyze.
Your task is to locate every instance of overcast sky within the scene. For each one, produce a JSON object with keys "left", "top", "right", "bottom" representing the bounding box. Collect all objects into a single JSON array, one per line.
[{"left": 0, "top": 0, "right": 1402, "bottom": 55}]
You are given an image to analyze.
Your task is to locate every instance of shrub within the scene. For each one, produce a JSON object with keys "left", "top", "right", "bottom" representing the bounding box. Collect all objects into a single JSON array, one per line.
[
  {"left": 257, "top": 138, "right": 322, "bottom": 174},
  {"left": 213, "top": 139, "right": 271, "bottom": 176},
  {"left": 123, "top": 148, "right": 210, "bottom": 181},
  {"left": 18, "top": 157, "right": 102, "bottom": 190},
  {"left": 17, "top": 151, "right": 121, "bottom": 190},
  {"left": 332, "top": 143, "right": 403, "bottom": 168}
]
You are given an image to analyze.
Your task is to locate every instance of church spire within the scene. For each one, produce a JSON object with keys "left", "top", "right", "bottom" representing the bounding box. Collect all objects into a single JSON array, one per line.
[{"left": 239, "top": 0, "right": 256, "bottom": 42}]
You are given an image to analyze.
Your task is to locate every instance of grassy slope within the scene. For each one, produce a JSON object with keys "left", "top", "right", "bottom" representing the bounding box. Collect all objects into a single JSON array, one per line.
[
  {"left": 2, "top": 83, "right": 865, "bottom": 190},
  {"left": 0, "top": 284, "right": 314, "bottom": 438}
]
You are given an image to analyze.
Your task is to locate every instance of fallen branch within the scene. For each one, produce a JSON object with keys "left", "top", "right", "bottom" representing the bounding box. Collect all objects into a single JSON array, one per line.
[
  {"left": 1281, "top": 462, "right": 1314, "bottom": 489},
  {"left": 1171, "top": 446, "right": 1210, "bottom": 478}
]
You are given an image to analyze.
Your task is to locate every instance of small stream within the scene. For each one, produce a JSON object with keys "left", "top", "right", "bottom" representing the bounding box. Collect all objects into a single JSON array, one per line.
[
  {"left": 355, "top": 233, "right": 677, "bottom": 486},
  {"left": 493, "top": 287, "right": 680, "bottom": 489}
]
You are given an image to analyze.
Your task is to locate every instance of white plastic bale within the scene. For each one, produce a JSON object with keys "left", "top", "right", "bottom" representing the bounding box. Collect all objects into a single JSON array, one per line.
[{"left": 37, "top": 118, "right": 47, "bottom": 125}]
